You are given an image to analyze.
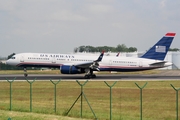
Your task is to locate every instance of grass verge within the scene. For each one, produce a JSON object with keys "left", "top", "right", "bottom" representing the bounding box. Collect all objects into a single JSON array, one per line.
[
  {"left": 0, "top": 80, "right": 179, "bottom": 120},
  {"left": 0, "top": 109, "right": 89, "bottom": 120}
]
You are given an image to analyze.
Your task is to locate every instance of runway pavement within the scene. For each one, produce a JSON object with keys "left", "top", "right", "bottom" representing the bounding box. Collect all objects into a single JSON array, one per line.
[{"left": 1, "top": 74, "right": 180, "bottom": 81}]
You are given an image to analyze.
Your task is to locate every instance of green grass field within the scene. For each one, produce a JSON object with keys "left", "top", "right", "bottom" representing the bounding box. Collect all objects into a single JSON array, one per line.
[{"left": 0, "top": 80, "right": 180, "bottom": 120}]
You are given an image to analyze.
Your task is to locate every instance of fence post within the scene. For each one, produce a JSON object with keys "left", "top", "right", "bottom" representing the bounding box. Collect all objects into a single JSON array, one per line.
[
  {"left": 66, "top": 80, "right": 88, "bottom": 117},
  {"left": 50, "top": 79, "right": 61, "bottom": 113},
  {"left": 66, "top": 80, "right": 97, "bottom": 119},
  {"left": 170, "top": 84, "right": 180, "bottom": 120},
  {"left": 6, "top": 77, "right": 16, "bottom": 111},
  {"left": 135, "top": 82, "right": 147, "bottom": 120},
  {"left": 104, "top": 81, "right": 117, "bottom": 120},
  {"left": 26, "top": 78, "right": 36, "bottom": 112}
]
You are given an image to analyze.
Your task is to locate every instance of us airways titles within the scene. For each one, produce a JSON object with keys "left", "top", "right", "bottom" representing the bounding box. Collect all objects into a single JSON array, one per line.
[{"left": 40, "top": 54, "right": 75, "bottom": 58}]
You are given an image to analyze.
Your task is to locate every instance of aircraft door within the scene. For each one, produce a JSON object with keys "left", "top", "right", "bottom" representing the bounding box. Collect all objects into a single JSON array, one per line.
[
  {"left": 52, "top": 57, "right": 56, "bottom": 63},
  {"left": 109, "top": 60, "right": 112, "bottom": 65},
  {"left": 20, "top": 56, "right": 24, "bottom": 62},
  {"left": 139, "top": 61, "right": 143, "bottom": 67}
]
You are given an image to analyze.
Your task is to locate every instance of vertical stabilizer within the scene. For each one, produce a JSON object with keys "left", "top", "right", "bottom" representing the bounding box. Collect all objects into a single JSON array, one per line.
[{"left": 140, "top": 33, "right": 176, "bottom": 60}]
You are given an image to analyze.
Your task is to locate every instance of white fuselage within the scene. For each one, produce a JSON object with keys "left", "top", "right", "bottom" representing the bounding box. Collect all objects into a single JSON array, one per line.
[{"left": 6, "top": 53, "right": 172, "bottom": 72}]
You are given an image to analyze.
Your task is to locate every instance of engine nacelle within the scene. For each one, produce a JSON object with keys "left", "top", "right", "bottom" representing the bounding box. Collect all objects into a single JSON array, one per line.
[{"left": 60, "top": 65, "right": 85, "bottom": 74}]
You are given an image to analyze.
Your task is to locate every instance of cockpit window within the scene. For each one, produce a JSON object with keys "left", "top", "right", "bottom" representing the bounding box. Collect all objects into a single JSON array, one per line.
[{"left": 11, "top": 57, "right": 16, "bottom": 59}]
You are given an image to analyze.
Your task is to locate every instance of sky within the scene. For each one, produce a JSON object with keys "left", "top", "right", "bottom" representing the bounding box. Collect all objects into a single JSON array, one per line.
[{"left": 0, "top": 0, "right": 180, "bottom": 57}]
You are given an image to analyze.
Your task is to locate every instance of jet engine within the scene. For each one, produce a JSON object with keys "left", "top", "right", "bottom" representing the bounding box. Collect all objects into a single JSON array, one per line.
[{"left": 60, "top": 65, "right": 85, "bottom": 74}]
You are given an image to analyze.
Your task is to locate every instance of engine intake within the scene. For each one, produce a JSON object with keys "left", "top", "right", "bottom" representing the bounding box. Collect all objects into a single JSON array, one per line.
[{"left": 60, "top": 65, "right": 85, "bottom": 74}]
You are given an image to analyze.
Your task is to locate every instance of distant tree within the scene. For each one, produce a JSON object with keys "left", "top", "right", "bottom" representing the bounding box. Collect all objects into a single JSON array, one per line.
[
  {"left": 0, "top": 62, "right": 22, "bottom": 70},
  {"left": 128, "top": 47, "right": 137, "bottom": 52},
  {"left": 79, "top": 46, "right": 86, "bottom": 52},
  {"left": 73, "top": 47, "right": 78, "bottom": 53},
  {"left": 85, "top": 46, "right": 95, "bottom": 52},
  {"left": 116, "top": 44, "right": 129, "bottom": 52},
  {"left": 74, "top": 44, "right": 137, "bottom": 53},
  {"left": 96, "top": 46, "right": 104, "bottom": 52},
  {"left": 169, "top": 48, "right": 179, "bottom": 52}
]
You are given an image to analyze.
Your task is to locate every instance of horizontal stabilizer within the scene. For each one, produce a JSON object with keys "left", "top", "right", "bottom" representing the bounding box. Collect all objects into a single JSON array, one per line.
[{"left": 149, "top": 61, "right": 166, "bottom": 66}]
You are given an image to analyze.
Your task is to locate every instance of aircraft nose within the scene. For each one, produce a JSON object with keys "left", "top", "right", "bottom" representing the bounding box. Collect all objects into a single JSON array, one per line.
[{"left": 6, "top": 59, "right": 14, "bottom": 66}]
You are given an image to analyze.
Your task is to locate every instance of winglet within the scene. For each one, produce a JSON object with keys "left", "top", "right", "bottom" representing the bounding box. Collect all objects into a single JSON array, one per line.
[
  {"left": 116, "top": 52, "right": 120, "bottom": 57},
  {"left": 96, "top": 51, "right": 104, "bottom": 62}
]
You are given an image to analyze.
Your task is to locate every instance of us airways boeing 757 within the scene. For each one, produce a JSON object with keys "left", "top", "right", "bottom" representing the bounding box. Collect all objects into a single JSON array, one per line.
[{"left": 6, "top": 33, "right": 176, "bottom": 78}]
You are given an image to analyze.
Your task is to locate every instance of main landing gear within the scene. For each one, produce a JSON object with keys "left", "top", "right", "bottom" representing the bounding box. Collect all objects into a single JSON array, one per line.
[
  {"left": 84, "top": 69, "right": 96, "bottom": 79},
  {"left": 84, "top": 74, "right": 96, "bottom": 79},
  {"left": 24, "top": 67, "right": 28, "bottom": 77}
]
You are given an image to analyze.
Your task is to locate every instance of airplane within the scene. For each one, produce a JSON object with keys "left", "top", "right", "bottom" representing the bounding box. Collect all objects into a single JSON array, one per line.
[{"left": 6, "top": 32, "right": 176, "bottom": 78}]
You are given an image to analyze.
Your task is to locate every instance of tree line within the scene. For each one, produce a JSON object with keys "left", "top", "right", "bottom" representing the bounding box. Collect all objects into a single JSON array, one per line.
[
  {"left": 74, "top": 44, "right": 138, "bottom": 53},
  {"left": 0, "top": 62, "right": 40, "bottom": 70},
  {"left": 74, "top": 44, "right": 179, "bottom": 53},
  {"left": 0, "top": 62, "right": 22, "bottom": 70}
]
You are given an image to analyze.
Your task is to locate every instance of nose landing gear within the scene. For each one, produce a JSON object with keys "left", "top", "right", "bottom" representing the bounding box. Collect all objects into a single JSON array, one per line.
[{"left": 24, "top": 67, "right": 28, "bottom": 77}]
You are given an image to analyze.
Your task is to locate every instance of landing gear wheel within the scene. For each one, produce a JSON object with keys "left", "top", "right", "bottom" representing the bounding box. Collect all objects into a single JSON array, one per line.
[
  {"left": 91, "top": 74, "right": 96, "bottom": 78},
  {"left": 84, "top": 69, "right": 97, "bottom": 79},
  {"left": 84, "top": 74, "right": 96, "bottom": 79},
  {"left": 23, "top": 67, "right": 28, "bottom": 77},
  {"left": 84, "top": 75, "right": 90, "bottom": 79}
]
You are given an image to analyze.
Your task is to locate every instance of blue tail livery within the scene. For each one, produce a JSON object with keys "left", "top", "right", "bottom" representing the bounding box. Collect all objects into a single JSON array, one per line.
[{"left": 140, "top": 33, "right": 176, "bottom": 60}]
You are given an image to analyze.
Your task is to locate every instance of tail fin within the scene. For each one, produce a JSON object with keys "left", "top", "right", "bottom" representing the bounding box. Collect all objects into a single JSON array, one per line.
[
  {"left": 140, "top": 33, "right": 176, "bottom": 60},
  {"left": 96, "top": 51, "right": 104, "bottom": 62}
]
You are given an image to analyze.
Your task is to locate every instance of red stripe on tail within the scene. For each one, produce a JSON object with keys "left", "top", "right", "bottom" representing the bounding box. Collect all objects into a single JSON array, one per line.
[{"left": 165, "top": 33, "right": 176, "bottom": 37}]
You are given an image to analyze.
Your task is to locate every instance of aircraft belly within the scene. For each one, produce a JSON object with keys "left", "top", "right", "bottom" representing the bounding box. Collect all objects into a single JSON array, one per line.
[{"left": 99, "top": 66, "right": 158, "bottom": 72}]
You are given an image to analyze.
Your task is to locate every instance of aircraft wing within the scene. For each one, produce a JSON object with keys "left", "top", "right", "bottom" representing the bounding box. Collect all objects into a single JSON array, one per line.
[
  {"left": 74, "top": 51, "right": 104, "bottom": 70},
  {"left": 75, "top": 62, "right": 96, "bottom": 68}
]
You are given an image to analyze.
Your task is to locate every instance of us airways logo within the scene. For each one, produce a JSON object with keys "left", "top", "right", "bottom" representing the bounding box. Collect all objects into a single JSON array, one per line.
[
  {"left": 40, "top": 54, "right": 75, "bottom": 58},
  {"left": 155, "top": 46, "right": 166, "bottom": 53}
]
